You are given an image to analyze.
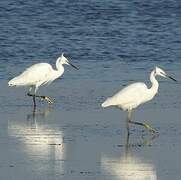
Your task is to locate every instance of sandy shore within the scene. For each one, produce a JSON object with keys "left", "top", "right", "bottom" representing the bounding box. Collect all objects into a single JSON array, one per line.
[
  {"left": 0, "top": 62, "right": 180, "bottom": 180},
  {"left": 0, "top": 103, "right": 180, "bottom": 180}
]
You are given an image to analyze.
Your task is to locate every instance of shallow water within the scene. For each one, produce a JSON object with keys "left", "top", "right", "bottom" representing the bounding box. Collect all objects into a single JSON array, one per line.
[
  {"left": 1, "top": 0, "right": 181, "bottom": 179},
  {"left": 1, "top": 107, "right": 181, "bottom": 180}
]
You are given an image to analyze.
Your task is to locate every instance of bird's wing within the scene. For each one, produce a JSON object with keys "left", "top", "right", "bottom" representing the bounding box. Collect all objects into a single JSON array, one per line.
[
  {"left": 11, "top": 63, "right": 53, "bottom": 86},
  {"left": 109, "top": 82, "right": 148, "bottom": 106}
]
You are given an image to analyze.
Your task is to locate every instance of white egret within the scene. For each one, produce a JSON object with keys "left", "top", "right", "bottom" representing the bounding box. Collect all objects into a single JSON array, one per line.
[
  {"left": 101, "top": 66, "right": 176, "bottom": 133},
  {"left": 8, "top": 53, "right": 78, "bottom": 107}
]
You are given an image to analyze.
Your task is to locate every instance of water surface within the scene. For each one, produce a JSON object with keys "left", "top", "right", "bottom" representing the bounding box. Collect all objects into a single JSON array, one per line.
[{"left": 0, "top": 0, "right": 181, "bottom": 179}]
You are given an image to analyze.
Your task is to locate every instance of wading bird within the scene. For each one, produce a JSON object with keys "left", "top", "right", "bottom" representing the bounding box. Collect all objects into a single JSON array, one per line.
[
  {"left": 101, "top": 67, "right": 176, "bottom": 134},
  {"left": 8, "top": 53, "right": 78, "bottom": 108}
]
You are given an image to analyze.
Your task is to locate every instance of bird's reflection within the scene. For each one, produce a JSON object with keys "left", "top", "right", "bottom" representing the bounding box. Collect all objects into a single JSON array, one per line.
[
  {"left": 101, "top": 133, "right": 158, "bottom": 180},
  {"left": 8, "top": 107, "right": 64, "bottom": 154},
  {"left": 27, "top": 107, "right": 52, "bottom": 120},
  {"left": 7, "top": 107, "right": 65, "bottom": 176},
  {"left": 26, "top": 107, "right": 52, "bottom": 129}
]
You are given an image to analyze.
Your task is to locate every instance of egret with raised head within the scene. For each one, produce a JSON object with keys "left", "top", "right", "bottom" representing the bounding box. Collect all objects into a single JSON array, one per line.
[
  {"left": 102, "top": 67, "right": 176, "bottom": 134},
  {"left": 8, "top": 53, "right": 78, "bottom": 108}
]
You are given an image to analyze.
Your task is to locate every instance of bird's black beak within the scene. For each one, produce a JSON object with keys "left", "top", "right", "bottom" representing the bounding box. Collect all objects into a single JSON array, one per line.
[
  {"left": 166, "top": 75, "right": 177, "bottom": 82},
  {"left": 69, "top": 62, "right": 79, "bottom": 70}
]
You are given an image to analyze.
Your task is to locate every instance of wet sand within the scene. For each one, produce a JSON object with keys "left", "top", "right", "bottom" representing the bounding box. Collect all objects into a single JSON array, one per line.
[
  {"left": 0, "top": 63, "right": 181, "bottom": 180},
  {"left": 0, "top": 100, "right": 181, "bottom": 180},
  {"left": 2, "top": 0, "right": 181, "bottom": 179}
]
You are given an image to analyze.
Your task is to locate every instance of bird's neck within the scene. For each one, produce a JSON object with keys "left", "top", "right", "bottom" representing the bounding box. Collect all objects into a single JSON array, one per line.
[
  {"left": 149, "top": 70, "right": 159, "bottom": 96},
  {"left": 54, "top": 62, "right": 64, "bottom": 78},
  {"left": 56, "top": 59, "right": 63, "bottom": 69}
]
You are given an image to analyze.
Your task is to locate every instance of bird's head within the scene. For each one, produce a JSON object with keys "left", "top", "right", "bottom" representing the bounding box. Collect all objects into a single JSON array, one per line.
[
  {"left": 155, "top": 66, "right": 176, "bottom": 81},
  {"left": 56, "top": 53, "right": 78, "bottom": 70},
  {"left": 60, "top": 53, "right": 69, "bottom": 65}
]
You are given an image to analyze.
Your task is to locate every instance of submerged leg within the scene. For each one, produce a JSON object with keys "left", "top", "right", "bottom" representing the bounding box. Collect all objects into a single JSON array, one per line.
[
  {"left": 27, "top": 87, "right": 36, "bottom": 108},
  {"left": 33, "top": 95, "right": 36, "bottom": 108},
  {"left": 126, "top": 110, "right": 132, "bottom": 135},
  {"left": 127, "top": 110, "right": 157, "bottom": 133}
]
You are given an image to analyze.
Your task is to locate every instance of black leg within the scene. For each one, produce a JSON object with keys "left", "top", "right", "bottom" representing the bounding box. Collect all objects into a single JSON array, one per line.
[
  {"left": 126, "top": 110, "right": 132, "bottom": 135},
  {"left": 126, "top": 121, "right": 130, "bottom": 136},
  {"left": 33, "top": 95, "right": 36, "bottom": 109},
  {"left": 27, "top": 92, "right": 53, "bottom": 104},
  {"left": 27, "top": 93, "right": 36, "bottom": 108},
  {"left": 129, "top": 120, "right": 157, "bottom": 133},
  {"left": 126, "top": 110, "right": 157, "bottom": 133}
]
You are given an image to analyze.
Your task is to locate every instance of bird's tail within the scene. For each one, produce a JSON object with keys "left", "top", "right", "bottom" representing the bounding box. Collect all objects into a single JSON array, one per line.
[
  {"left": 101, "top": 97, "right": 113, "bottom": 108},
  {"left": 8, "top": 77, "right": 24, "bottom": 86},
  {"left": 8, "top": 78, "right": 16, "bottom": 86}
]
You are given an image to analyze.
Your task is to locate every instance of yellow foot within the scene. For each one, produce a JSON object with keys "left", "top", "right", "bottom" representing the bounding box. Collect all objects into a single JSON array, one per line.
[
  {"left": 41, "top": 96, "right": 53, "bottom": 104},
  {"left": 143, "top": 123, "right": 157, "bottom": 134},
  {"left": 45, "top": 96, "right": 53, "bottom": 104}
]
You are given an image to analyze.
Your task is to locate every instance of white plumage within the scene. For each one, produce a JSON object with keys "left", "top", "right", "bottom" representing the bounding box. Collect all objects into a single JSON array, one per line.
[
  {"left": 8, "top": 53, "right": 78, "bottom": 107},
  {"left": 9, "top": 63, "right": 60, "bottom": 87},
  {"left": 102, "top": 83, "right": 150, "bottom": 111},
  {"left": 102, "top": 66, "right": 176, "bottom": 133}
]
